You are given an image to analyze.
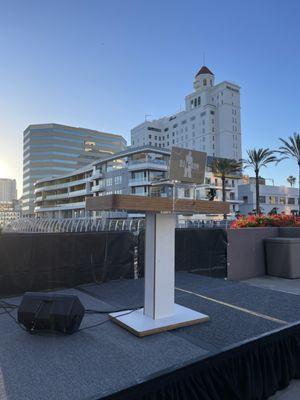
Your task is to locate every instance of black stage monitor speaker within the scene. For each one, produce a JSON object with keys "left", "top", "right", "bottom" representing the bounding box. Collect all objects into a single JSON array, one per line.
[{"left": 18, "top": 292, "right": 85, "bottom": 334}]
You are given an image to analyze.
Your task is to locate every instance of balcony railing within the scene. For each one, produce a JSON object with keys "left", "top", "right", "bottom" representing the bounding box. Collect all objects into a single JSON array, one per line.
[
  {"left": 68, "top": 189, "right": 89, "bottom": 198},
  {"left": 34, "top": 177, "right": 91, "bottom": 193},
  {"left": 92, "top": 170, "right": 103, "bottom": 179},
  {"left": 128, "top": 159, "right": 168, "bottom": 171},
  {"left": 128, "top": 178, "right": 150, "bottom": 186}
]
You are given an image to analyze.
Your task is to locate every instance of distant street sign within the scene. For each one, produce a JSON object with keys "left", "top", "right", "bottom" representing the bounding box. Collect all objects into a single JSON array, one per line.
[{"left": 169, "top": 147, "right": 207, "bottom": 184}]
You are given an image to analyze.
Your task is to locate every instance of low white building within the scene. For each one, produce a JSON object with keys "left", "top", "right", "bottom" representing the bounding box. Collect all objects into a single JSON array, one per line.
[
  {"left": 0, "top": 202, "right": 21, "bottom": 228},
  {"left": 34, "top": 146, "right": 242, "bottom": 218},
  {"left": 131, "top": 66, "right": 242, "bottom": 161},
  {"left": 238, "top": 181, "right": 299, "bottom": 215}
]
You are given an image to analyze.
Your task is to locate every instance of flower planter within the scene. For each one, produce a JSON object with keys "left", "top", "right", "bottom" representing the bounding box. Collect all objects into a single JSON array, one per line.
[
  {"left": 265, "top": 237, "right": 300, "bottom": 278},
  {"left": 227, "top": 226, "right": 300, "bottom": 280},
  {"left": 227, "top": 227, "right": 278, "bottom": 280}
]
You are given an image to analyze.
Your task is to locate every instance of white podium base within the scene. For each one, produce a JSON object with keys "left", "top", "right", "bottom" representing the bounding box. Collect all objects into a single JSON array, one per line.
[{"left": 109, "top": 304, "right": 209, "bottom": 337}]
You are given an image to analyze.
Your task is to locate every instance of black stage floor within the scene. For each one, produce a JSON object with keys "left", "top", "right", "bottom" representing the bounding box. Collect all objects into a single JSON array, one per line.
[{"left": 1, "top": 272, "right": 300, "bottom": 400}]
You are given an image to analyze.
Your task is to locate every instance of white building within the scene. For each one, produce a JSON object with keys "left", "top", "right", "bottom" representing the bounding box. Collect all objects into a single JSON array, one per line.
[
  {"left": 131, "top": 66, "right": 242, "bottom": 160},
  {"left": 34, "top": 146, "right": 242, "bottom": 218},
  {"left": 238, "top": 181, "right": 299, "bottom": 215},
  {"left": 0, "top": 178, "right": 17, "bottom": 202},
  {"left": 0, "top": 202, "right": 20, "bottom": 228}
]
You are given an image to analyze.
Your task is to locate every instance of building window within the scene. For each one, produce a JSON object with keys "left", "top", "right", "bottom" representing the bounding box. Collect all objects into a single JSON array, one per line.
[
  {"left": 259, "top": 196, "right": 266, "bottom": 204},
  {"left": 114, "top": 175, "right": 122, "bottom": 185},
  {"left": 147, "top": 127, "right": 161, "bottom": 132},
  {"left": 288, "top": 197, "right": 295, "bottom": 205},
  {"left": 198, "top": 96, "right": 201, "bottom": 105},
  {"left": 279, "top": 197, "right": 286, "bottom": 205},
  {"left": 106, "top": 178, "right": 113, "bottom": 187},
  {"left": 184, "top": 188, "right": 190, "bottom": 198},
  {"left": 203, "top": 79, "right": 207, "bottom": 86},
  {"left": 243, "top": 196, "right": 248, "bottom": 203},
  {"left": 269, "top": 196, "right": 277, "bottom": 205}
]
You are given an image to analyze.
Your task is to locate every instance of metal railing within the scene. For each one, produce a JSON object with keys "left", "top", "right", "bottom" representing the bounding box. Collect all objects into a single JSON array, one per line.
[
  {"left": 177, "top": 219, "right": 231, "bottom": 229},
  {"left": 2, "top": 216, "right": 230, "bottom": 234},
  {"left": 3, "top": 217, "right": 145, "bottom": 234}
]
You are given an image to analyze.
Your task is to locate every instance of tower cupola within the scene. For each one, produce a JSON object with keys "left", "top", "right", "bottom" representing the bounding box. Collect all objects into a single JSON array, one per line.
[{"left": 194, "top": 66, "right": 214, "bottom": 90}]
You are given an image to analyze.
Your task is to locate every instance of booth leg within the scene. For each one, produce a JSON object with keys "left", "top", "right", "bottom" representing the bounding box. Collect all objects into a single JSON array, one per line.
[
  {"left": 110, "top": 212, "right": 209, "bottom": 336},
  {"left": 144, "top": 213, "right": 175, "bottom": 319}
]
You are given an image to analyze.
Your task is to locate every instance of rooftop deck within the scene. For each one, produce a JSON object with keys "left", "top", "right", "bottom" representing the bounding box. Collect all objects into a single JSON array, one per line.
[{"left": 1, "top": 272, "right": 300, "bottom": 399}]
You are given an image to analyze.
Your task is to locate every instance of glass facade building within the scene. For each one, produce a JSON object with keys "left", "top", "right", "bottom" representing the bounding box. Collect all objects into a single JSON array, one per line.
[{"left": 23, "top": 123, "right": 127, "bottom": 215}]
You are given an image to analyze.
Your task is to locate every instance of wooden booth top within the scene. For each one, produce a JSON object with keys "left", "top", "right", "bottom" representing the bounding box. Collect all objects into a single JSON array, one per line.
[{"left": 86, "top": 194, "right": 229, "bottom": 215}]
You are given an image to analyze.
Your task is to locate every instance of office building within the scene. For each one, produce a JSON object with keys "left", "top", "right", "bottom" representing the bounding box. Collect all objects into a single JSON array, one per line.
[
  {"left": 131, "top": 66, "right": 242, "bottom": 160},
  {"left": 23, "top": 123, "right": 127, "bottom": 215},
  {"left": 0, "top": 178, "right": 17, "bottom": 202}
]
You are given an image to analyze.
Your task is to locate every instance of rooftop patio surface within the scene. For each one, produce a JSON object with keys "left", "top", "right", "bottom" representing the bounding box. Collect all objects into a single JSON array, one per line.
[{"left": 1, "top": 272, "right": 300, "bottom": 400}]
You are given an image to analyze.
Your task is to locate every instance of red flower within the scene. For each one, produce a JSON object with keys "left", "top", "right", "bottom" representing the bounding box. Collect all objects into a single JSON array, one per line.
[{"left": 230, "top": 214, "right": 300, "bottom": 229}]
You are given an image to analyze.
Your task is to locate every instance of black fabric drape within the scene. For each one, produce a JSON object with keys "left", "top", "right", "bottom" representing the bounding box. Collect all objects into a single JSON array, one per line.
[
  {"left": 138, "top": 228, "right": 228, "bottom": 279},
  {"left": 0, "top": 232, "right": 135, "bottom": 296},
  {"left": 100, "top": 323, "right": 300, "bottom": 400}
]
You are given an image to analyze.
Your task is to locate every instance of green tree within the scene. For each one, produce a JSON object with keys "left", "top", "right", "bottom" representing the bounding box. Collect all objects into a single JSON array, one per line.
[
  {"left": 212, "top": 158, "right": 242, "bottom": 219},
  {"left": 244, "top": 148, "right": 279, "bottom": 214},
  {"left": 287, "top": 175, "right": 296, "bottom": 187},
  {"left": 278, "top": 133, "right": 300, "bottom": 212}
]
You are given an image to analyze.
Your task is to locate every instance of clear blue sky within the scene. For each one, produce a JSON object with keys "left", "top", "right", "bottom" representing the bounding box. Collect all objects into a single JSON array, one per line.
[{"left": 0, "top": 0, "right": 300, "bottom": 195}]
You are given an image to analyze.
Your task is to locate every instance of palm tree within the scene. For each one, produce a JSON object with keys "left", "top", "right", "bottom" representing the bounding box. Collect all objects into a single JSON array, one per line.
[
  {"left": 244, "top": 148, "right": 279, "bottom": 214},
  {"left": 287, "top": 175, "right": 296, "bottom": 187},
  {"left": 278, "top": 133, "right": 300, "bottom": 212},
  {"left": 212, "top": 158, "right": 242, "bottom": 219}
]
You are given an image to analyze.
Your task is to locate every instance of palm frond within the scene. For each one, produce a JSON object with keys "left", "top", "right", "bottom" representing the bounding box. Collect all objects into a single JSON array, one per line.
[
  {"left": 278, "top": 133, "right": 300, "bottom": 163},
  {"left": 244, "top": 148, "right": 280, "bottom": 173},
  {"left": 212, "top": 158, "right": 242, "bottom": 178}
]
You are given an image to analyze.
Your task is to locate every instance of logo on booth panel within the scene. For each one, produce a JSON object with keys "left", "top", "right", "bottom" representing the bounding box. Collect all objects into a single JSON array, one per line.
[{"left": 169, "top": 147, "right": 207, "bottom": 184}]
